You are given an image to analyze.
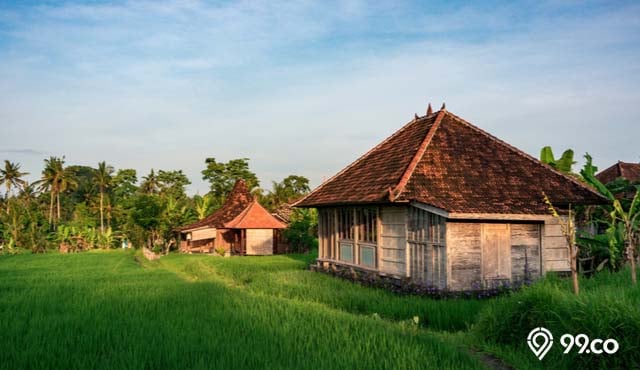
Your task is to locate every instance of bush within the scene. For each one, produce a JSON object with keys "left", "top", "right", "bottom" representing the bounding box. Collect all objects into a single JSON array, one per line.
[{"left": 474, "top": 270, "right": 640, "bottom": 369}]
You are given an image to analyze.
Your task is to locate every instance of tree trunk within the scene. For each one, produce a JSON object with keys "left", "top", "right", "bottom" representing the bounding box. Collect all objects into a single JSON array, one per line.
[
  {"left": 5, "top": 184, "right": 10, "bottom": 214},
  {"left": 100, "top": 190, "right": 104, "bottom": 234},
  {"left": 49, "top": 191, "right": 55, "bottom": 227},
  {"left": 56, "top": 192, "right": 61, "bottom": 222}
]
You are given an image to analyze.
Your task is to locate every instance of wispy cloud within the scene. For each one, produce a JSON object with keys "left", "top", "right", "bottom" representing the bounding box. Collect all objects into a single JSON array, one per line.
[{"left": 0, "top": 148, "right": 46, "bottom": 156}]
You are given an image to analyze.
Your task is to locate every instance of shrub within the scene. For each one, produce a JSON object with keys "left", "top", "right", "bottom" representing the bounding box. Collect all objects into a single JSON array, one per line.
[{"left": 474, "top": 270, "right": 640, "bottom": 369}]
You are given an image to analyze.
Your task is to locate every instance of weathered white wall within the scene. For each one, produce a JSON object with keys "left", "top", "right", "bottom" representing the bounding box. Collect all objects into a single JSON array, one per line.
[
  {"left": 191, "top": 228, "right": 217, "bottom": 241},
  {"left": 542, "top": 216, "right": 571, "bottom": 272},
  {"left": 379, "top": 206, "right": 407, "bottom": 277},
  {"left": 246, "top": 229, "right": 273, "bottom": 255}
]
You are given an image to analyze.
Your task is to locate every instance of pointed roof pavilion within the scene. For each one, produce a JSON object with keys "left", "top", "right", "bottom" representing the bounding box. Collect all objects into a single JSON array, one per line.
[{"left": 178, "top": 179, "right": 284, "bottom": 231}]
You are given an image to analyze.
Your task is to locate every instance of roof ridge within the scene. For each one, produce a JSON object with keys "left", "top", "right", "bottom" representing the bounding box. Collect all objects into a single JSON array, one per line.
[
  {"left": 390, "top": 109, "right": 446, "bottom": 201},
  {"left": 443, "top": 111, "right": 605, "bottom": 200},
  {"left": 293, "top": 114, "right": 435, "bottom": 207}
]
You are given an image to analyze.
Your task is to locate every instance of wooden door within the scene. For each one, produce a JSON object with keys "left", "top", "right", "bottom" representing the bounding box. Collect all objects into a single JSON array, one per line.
[{"left": 481, "top": 224, "right": 511, "bottom": 280}]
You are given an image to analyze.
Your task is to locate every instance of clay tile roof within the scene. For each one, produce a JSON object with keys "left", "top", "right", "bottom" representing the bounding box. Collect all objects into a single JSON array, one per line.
[
  {"left": 178, "top": 179, "right": 253, "bottom": 231},
  {"left": 295, "top": 109, "right": 607, "bottom": 213},
  {"left": 596, "top": 161, "right": 640, "bottom": 185},
  {"left": 225, "top": 200, "right": 287, "bottom": 229}
]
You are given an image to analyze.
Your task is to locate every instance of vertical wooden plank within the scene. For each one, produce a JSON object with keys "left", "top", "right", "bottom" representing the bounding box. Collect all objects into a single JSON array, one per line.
[
  {"left": 376, "top": 207, "right": 381, "bottom": 269},
  {"left": 333, "top": 208, "right": 338, "bottom": 260}
]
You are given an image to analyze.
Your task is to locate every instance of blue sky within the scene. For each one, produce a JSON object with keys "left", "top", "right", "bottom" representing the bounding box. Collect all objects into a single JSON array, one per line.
[{"left": 1, "top": 0, "right": 639, "bottom": 194}]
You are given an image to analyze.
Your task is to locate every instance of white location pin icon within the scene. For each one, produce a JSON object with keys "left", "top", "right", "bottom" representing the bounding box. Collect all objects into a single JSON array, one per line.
[{"left": 527, "top": 327, "right": 554, "bottom": 360}]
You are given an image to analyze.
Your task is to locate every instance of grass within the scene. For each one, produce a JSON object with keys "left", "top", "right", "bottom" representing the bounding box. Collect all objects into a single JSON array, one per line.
[
  {"left": 474, "top": 269, "right": 640, "bottom": 369},
  {"left": 0, "top": 250, "right": 483, "bottom": 370},
  {"left": 1, "top": 249, "right": 637, "bottom": 369}
]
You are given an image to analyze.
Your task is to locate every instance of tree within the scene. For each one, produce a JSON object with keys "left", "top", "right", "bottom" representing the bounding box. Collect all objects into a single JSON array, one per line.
[
  {"left": 157, "top": 170, "right": 191, "bottom": 200},
  {"left": 0, "top": 160, "right": 29, "bottom": 213},
  {"left": 94, "top": 162, "right": 114, "bottom": 234},
  {"left": 611, "top": 189, "right": 640, "bottom": 285},
  {"left": 201, "top": 158, "right": 259, "bottom": 199},
  {"left": 540, "top": 146, "right": 576, "bottom": 173},
  {"left": 193, "top": 194, "right": 213, "bottom": 220},
  {"left": 129, "top": 194, "right": 163, "bottom": 249},
  {"left": 263, "top": 175, "right": 310, "bottom": 211},
  {"left": 140, "top": 169, "right": 160, "bottom": 195},
  {"left": 112, "top": 169, "right": 138, "bottom": 201},
  {"left": 38, "top": 157, "right": 63, "bottom": 227},
  {"left": 581, "top": 153, "right": 640, "bottom": 284}
]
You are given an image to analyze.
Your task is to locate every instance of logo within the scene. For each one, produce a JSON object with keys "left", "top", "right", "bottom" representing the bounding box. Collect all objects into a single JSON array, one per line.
[{"left": 527, "top": 327, "right": 554, "bottom": 360}]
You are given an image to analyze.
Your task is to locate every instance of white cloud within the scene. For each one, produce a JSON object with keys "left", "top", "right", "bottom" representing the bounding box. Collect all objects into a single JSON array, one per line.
[{"left": 0, "top": 1, "right": 638, "bottom": 193}]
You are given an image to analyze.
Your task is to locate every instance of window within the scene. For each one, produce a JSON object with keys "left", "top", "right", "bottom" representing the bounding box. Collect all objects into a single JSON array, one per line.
[
  {"left": 331, "top": 207, "right": 378, "bottom": 268},
  {"left": 340, "top": 242, "right": 354, "bottom": 263},
  {"left": 408, "top": 206, "right": 447, "bottom": 287},
  {"left": 360, "top": 246, "right": 376, "bottom": 267}
]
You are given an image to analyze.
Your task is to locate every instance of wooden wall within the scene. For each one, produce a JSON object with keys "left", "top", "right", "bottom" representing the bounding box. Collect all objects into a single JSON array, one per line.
[
  {"left": 511, "top": 224, "right": 541, "bottom": 281},
  {"left": 379, "top": 206, "right": 407, "bottom": 277},
  {"left": 446, "top": 223, "right": 482, "bottom": 290},
  {"left": 446, "top": 222, "right": 542, "bottom": 290},
  {"left": 191, "top": 228, "right": 217, "bottom": 241},
  {"left": 246, "top": 229, "right": 274, "bottom": 255},
  {"left": 542, "top": 216, "right": 571, "bottom": 272}
]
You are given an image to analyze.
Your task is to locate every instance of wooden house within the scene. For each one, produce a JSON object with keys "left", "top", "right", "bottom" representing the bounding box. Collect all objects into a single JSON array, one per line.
[
  {"left": 178, "top": 180, "right": 287, "bottom": 255},
  {"left": 295, "top": 106, "right": 606, "bottom": 290}
]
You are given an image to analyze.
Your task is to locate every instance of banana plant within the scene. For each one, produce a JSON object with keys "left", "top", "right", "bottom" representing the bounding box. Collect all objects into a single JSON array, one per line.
[
  {"left": 540, "top": 146, "right": 576, "bottom": 173},
  {"left": 610, "top": 188, "right": 640, "bottom": 285}
]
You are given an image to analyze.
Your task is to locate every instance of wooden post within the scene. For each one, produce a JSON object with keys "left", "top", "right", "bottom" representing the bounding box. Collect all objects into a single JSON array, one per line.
[
  {"left": 353, "top": 208, "right": 359, "bottom": 265},
  {"left": 376, "top": 207, "right": 381, "bottom": 270},
  {"left": 333, "top": 208, "right": 339, "bottom": 260}
]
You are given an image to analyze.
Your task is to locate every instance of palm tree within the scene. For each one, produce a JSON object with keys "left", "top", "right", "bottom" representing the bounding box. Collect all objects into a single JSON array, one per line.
[
  {"left": 37, "top": 156, "right": 77, "bottom": 227},
  {"left": 140, "top": 169, "right": 160, "bottom": 195},
  {"left": 0, "top": 160, "right": 29, "bottom": 213},
  {"left": 93, "top": 161, "right": 114, "bottom": 234},
  {"left": 38, "top": 157, "right": 62, "bottom": 227},
  {"left": 56, "top": 164, "right": 77, "bottom": 221}
]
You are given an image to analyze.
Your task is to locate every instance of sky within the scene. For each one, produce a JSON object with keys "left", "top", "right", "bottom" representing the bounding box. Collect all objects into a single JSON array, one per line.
[{"left": 1, "top": 0, "right": 639, "bottom": 195}]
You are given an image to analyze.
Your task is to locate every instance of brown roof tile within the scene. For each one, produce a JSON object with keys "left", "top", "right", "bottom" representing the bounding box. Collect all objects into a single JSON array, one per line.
[
  {"left": 296, "top": 109, "right": 607, "bottom": 213},
  {"left": 178, "top": 179, "right": 253, "bottom": 231},
  {"left": 224, "top": 200, "right": 287, "bottom": 229},
  {"left": 596, "top": 162, "right": 640, "bottom": 185}
]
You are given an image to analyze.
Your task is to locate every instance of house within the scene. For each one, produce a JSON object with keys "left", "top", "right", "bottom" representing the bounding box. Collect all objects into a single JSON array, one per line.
[
  {"left": 295, "top": 105, "right": 606, "bottom": 290},
  {"left": 596, "top": 161, "right": 640, "bottom": 200},
  {"left": 178, "top": 179, "right": 287, "bottom": 255},
  {"left": 596, "top": 161, "right": 640, "bottom": 185}
]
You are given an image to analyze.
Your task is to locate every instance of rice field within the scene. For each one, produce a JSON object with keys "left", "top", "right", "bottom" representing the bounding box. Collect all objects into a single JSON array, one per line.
[
  {"left": 1, "top": 250, "right": 637, "bottom": 369},
  {"left": 0, "top": 250, "right": 484, "bottom": 370}
]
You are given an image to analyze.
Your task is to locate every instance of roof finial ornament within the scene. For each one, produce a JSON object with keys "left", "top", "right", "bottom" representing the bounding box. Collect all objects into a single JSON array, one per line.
[
  {"left": 441, "top": 102, "right": 446, "bottom": 111},
  {"left": 426, "top": 103, "right": 433, "bottom": 116},
  {"left": 414, "top": 113, "right": 419, "bottom": 120}
]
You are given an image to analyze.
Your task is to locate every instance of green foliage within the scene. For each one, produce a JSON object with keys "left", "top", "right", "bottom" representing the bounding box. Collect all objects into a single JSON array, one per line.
[
  {"left": 539, "top": 146, "right": 576, "bottom": 173},
  {"left": 130, "top": 195, "right": 163, "bottom": 231},
  {"left": 112, "top": 169, "right": 138, "bottom": 200},
  {"left": 283, "top": 208, "right": 318, "bottom": 252},
  {"left": 0, "top": 160, "right": 29, "bottom": 200},
  {"left": 201, "top": 157, "right": 259, "bottom": 199},
  {"left": 157, "top": 169, "right": 191, "bottom": 200},
  {"left": 262, "top": 175, "right": 310, "bottom": 211},
  {"left": 474, "top": 269, "right": 640, "bottom": 369}
]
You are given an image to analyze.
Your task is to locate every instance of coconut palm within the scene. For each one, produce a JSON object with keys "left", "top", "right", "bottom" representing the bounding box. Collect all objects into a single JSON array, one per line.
[
  {"left": 93, "top": 161, "right": 114, "bottom": 234},
  {"left": 140, "top": 169, "right": 160, "bottom": 195},
  {"left": 37, "top": 156, "right": 77, "bottom": 227},
  {"left": 0, "top": 160, "right": 29, "bottom": 213}
]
